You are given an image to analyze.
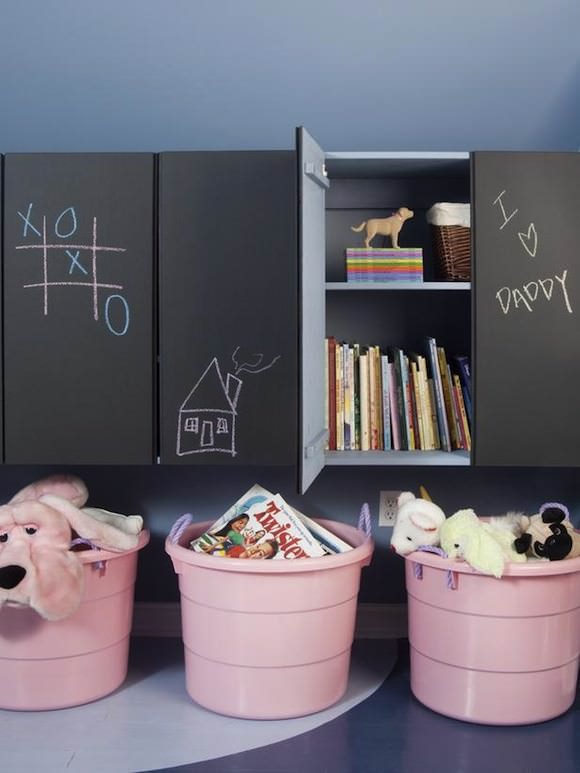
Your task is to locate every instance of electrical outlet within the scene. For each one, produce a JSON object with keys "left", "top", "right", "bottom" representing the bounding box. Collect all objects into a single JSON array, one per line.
[{"left": 379, "top": 490, "right": 402, "bottom": 527}]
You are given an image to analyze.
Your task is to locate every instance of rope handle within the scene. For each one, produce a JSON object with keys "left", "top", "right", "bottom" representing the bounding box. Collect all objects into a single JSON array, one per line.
[
  {"left": 411, "top": 545, "right": 456, "bottom": 589},
  {"left": 357, "top": 503, "right": 372, "bottom": 538},
  {"left": 70, "top": 537, "right": 107, "bottom": 573},
  {"left": 169, "top": 513, "right": 194, "bottom": 544}
]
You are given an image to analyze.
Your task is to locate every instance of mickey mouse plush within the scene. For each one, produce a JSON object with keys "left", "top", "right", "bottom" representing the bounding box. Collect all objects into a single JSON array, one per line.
[{"left": 513, "top": 503, "right": 580, "bottom": 561}]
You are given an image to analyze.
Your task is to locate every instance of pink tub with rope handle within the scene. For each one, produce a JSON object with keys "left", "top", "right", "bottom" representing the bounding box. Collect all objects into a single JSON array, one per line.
[
  {"left": 166, "top": 518, "right": 373, "bottom": 719},
  {"left": 0, "top": 530, "right": 149, "bottom": 710},
  {"left": 406, "top": 550, "right": 580, "bottom": 725}
]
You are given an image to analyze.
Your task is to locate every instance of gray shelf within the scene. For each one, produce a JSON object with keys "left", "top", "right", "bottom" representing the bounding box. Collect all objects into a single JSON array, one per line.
[
  {"left": 325, "top": 450, "right": 471, "bottom": 466},
  {"left": 324, "top": 151, "right": 470, "bottom": 179},
  {"left": 326, "top": 282, "right": 470, "bottom": 291}
]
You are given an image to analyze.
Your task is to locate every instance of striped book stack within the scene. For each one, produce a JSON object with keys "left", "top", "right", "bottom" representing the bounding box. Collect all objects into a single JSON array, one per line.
[{"left": 346, "top": 248, "right": 423, "bottom": 283}]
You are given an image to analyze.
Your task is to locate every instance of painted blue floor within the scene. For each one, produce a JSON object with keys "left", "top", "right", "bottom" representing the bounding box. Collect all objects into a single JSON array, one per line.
[
  {"left": 151, "top": 640, "right": 580, "bottom": 773},
  {"left": 3, "top": 637, "right": 580, "bottom": 772}
]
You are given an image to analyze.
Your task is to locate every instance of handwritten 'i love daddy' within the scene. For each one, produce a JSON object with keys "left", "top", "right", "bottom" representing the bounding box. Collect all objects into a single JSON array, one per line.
[{"left": 492, "top": 190, "right": 573, "bottom": 315}]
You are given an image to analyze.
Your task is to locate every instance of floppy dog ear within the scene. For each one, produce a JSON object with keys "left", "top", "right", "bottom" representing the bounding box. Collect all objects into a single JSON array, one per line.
[
  {"left": 39, "top": 494, "right": 139, "bottom": 551},
  {"left": 10, "top": 475, "right": 88, "bottom": 508},
  {"left": 28, "top": 545, "right": 85, "bottom": 621}
]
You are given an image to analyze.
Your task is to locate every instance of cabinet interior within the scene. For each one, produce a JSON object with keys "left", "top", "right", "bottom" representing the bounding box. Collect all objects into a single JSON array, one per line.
[{"left": 323, "top": 152, "right": 472, "bottom": 360}]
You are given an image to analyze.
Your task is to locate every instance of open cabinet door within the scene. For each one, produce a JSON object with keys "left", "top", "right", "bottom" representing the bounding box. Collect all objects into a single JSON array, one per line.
[
  {"left": 473, "top": 151, "right": 580, "bottom": 466},
  {"left": 298, "top": 127, "right": 329, "bottom": 492}
]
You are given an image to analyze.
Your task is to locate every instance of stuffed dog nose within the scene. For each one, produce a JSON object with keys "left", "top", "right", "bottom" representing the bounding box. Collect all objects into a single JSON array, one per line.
[{"left": 0, "top": 565, "right": 27, "bottom": 589}]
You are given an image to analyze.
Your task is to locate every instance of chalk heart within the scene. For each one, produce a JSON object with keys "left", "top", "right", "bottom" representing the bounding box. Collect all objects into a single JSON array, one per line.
[{"left": 518, "top": 222, "right": 537, "bottom": 258}]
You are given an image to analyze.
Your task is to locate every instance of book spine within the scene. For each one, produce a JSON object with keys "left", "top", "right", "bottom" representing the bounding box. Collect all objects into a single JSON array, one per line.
[
  {"left": 410, "top": 360, "right": 424, "bottom": 450},
  {"left": 450, "top": 377, "right": 465, "bottom": 449},
  {"left": 437, "top": 346, "right": 459, "bottom": 450},
  {"left": 374, "top": 346, "right": 384, "bottom": 450},
  {"left": 428, "top": 379, "right": 441, "bottom": 449},
  {"left": 453, "top": 355, "right": 472, "bottom": 425},
  {"left": 402, "top": 354, "right": 414, "bottom": 450},
  {"left": 327, "top": 337, "right": 337, "bottom": 450},
  {"left": 349, "top": 345, "right": 356, "bottom": 450},
  {"left": 388, "top": 361, "right": 401, "bottom": 450},
  {"left": 353, "top": 343, "right": 361, "bottom": 451},
  {"left": 343, "top": 343, "right": 352, "bottom": 451},
  {"left": 453, "top": 373, "right": 472, "bottom": 452},
  {"left": 392, "top": 349, "right": 408, "bottom": 450},
  {"left": 359, "top": 350, "right": 370, "bottom": 451},
  {"left": 381, "top": 353, "right": 391, "bottom": 450},
  {"left": 447, "top": 363, "right": 463, "bottom": 450},
  {"left": 336, "top": 341, "right": 344, "bottom": 451},
  {"left": 417, "top": 356, "right": 433, "bottom": 449},
  {"left": 426, "top": 337, "right": 450, "bottom": 451},
  {"left": 369, "top": 347, "right": 378, "bottom": 450}
]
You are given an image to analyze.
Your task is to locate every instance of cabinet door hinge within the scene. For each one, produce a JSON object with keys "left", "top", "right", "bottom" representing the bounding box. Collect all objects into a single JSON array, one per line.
[{"left": 305, "top": 429, "right": 329, "bottom": 458}]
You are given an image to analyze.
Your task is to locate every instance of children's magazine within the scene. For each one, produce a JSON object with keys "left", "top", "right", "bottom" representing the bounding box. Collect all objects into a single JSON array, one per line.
[{"left": 190, "top": 484, "right": 352, "bottom": 559}]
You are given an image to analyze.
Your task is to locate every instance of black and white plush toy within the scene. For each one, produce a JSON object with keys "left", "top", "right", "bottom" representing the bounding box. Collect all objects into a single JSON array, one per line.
[{"left": 513, "top": 503, "right": 580, "bottom": 561}]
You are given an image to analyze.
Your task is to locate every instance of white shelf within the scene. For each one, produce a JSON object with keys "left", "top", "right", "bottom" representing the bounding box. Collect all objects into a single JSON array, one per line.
[
  {"left": 325, "top": 450, "right": 470, "bottom": 466},
  {"left": 326, "top": 282, "right": 470, "bottom": 291}
]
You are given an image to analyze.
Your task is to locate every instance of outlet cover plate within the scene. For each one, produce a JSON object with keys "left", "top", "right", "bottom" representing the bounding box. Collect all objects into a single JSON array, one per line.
[{"left": 379, "top": 490, "right": 402, "bottom": 527}]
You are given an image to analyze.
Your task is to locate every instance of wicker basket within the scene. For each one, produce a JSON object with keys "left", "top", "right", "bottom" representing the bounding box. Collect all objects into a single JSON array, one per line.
[{"left": 431, "top": 224, "right": 471, "bottom": 281}]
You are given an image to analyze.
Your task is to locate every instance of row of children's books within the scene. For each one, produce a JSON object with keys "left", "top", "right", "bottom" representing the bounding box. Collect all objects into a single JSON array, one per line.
[{"left": 325, "top": 336, "right": 472, "bottom": 452}]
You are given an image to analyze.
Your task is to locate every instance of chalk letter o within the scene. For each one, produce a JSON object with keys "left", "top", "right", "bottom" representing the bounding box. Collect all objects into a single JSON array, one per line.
[
  {"left": 55, "top": 207, "right": 78, "bottom": 238},
  {"left": 105, "top": 294, "right": 130, "bottom": 336}
]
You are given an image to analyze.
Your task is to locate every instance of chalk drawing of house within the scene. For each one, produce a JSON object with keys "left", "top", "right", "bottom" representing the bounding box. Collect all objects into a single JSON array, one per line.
[{"left": 177, "top": 357, "right": 242, "bottom": 456}]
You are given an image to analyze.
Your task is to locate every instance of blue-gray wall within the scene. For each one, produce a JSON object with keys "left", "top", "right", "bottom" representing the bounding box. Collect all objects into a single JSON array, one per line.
[
  {"left": 1, "top": 1, "right": 579, "bottom": 605},
  {"left": 1, "top": 0, "right": 579, "bottom": 152}
]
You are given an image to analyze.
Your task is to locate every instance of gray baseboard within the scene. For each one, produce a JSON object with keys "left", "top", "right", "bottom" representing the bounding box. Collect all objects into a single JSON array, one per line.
[{"left": 132, "top": 602, "right": 408, "bottom": 640}]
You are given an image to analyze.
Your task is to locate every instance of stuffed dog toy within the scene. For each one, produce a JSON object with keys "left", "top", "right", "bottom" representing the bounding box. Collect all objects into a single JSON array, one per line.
[
  {"left": 0, "top": 475, "right": 143, "bottom": 621},
  {"left": 513, "top": 503, "right": 580, "bottom": 561},
  {"left": 439, "top": 509, "right": 527, "bottom": 578}
]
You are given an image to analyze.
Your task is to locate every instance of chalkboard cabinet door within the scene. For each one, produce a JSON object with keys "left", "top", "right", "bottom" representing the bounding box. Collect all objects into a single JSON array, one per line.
[
  {"left": 473, "top": 151, "right": 580, "bottom": 466},
  {"left": 3, "top": 154, "right": 156, "bottom": 464},
  {"left": 158, "top": 152, "right": 298, "bottom": 465}
]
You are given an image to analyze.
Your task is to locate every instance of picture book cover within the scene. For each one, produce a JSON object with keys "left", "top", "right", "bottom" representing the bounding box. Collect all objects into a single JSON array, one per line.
[{"left": 189, "top": 484, "right": 327, "bottom": 559}]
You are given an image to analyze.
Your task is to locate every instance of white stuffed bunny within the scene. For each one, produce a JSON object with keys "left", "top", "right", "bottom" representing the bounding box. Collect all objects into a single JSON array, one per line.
[{"left": 390, "top": 490, "right": 446, "bottom": 556}]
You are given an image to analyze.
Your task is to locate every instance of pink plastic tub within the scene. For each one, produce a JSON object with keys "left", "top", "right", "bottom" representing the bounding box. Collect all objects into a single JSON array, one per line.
[
  {"left": 166, "top": 519, "right": 373, "bottom": 719},
  {"left": 0, "top": 530, "right": 149, "bottom": 711},
  {"left": 406, "top": 551, "right": 580, "bottom": 725}
]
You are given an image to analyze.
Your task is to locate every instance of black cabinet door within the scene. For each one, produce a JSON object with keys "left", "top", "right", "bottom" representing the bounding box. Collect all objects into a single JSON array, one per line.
[
  {"left": 3, "top": 154, "right": 156, "bottom": 464},
  {"left": 158, "top": 152, "right": 297, "bottom": 465},
  {"left": 473, "top": 151, "right": 580, "bottom": 466}
]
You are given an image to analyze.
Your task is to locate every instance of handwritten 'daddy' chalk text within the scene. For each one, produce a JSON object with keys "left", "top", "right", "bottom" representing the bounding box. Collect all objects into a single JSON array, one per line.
[{"left": 496, "top": 270, "right": 573, "bottom": 315}]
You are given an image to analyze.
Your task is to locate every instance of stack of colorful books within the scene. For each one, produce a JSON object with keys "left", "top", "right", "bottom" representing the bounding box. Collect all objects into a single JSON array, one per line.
[{"left": 346, "top": 248, "right": 423, "bottom": 283}]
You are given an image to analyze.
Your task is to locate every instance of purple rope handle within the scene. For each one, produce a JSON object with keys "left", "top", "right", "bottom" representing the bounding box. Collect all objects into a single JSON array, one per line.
[
  {"left": 169, "top": 513, "right": 194, "bottom": 544},
  {"left": 412, "top": 545, "right": 456, "bottom": 589},
  {"left": 540, "top": 502, "right": 569, "bottom": 520},
  {"left": 357, "top": 503, "right": 372, "bottom": 538},
  {"left": 70, "top": 537, "right": 106, "bottom": 572}
]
